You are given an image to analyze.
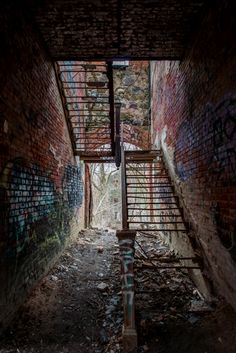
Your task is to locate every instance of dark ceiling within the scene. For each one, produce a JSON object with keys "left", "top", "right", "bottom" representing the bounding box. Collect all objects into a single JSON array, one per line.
[{"left": 31, "top": 0, "right": 207, "bottom": 60}]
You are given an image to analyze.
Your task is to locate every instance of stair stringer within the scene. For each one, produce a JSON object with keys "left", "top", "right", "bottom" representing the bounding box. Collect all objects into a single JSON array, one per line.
[{"left": 160, "top": 148, "right": 212, "bottom": 301}]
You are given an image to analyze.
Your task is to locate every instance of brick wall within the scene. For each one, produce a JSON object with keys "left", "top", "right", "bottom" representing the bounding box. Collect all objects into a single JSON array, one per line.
[
  {"left": 0, "top": 6, "right": 83, "bottom": 328},
  {"left": 32, "top": 0, "right": 205, "bottom": 59},
  {"left": 150, "top": 0, "right": 236, "bottom": 308}
]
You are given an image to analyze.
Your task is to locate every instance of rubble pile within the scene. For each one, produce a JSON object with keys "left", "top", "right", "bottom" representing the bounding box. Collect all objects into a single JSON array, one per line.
[
  {"left": 134, "top": 231, "right": 213, "bottom": 352},
  {"left": 1, "top": 228, "right": 233, "bottom": 353}
]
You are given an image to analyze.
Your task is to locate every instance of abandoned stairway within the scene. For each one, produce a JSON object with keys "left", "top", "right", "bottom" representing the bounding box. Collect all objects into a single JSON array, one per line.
[
  {"left": 56, "top": 61, "right": 115, "bottom": 160},
  {"left": 56, "top": 61, "right": 200, "bottom": 351},
  {"left": 118, "top": 148, "right": 202, "bottom": 352},
  {"left": 56, "top": 61, "right": 189, "bottom": 233},
  {"left": 121, "top": 149, "right": 188, "bottom": 233}
]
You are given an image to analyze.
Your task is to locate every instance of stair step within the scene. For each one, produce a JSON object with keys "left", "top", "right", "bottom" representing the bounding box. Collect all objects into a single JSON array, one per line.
[
  {"left": 125, "top": 150, "right": 161, "bottom": 154},
  {"left": 127, "top": 191, "right": 174, "bottom": 194},
  {"left": 127, "top": 183, "right": 172, "bottom": 186},
  {"left": 127, "top": 196, "right": 178, "bottom": 200},
  {"left": 127, "top": 207, "right": 181, "bottom": 210},
  {"left": 126, "top": 167, "right": 165, "bottom": 170},
  {"left": 128, "top": 221, "right": 185, "bottom": 224},
  {"left": 129, "top": 228, "right": 187, "bottom": 232},
  {"left": 128, "top": 212, "right": 181, "bottom": 214},
  {"left": 128, "top": 215, "right": 182, "bottom": 217},
  {"left": 127, "top": 188, "right": 173, "bottom": 190},
  {"left": 126, "top": 175, "right": 169, "bottom": 178},
  {"left": 128, "top": 202, "right": 179, "bottom": 205}
]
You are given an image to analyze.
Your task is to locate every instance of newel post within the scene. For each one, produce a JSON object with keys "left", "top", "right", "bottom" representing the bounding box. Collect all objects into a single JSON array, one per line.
[{"left": 116, "top": 230, "right": 137, "bottom": 353}]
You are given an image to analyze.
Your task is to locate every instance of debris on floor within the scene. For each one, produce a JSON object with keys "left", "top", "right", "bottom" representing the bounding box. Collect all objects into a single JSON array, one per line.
[
  {"left": 134, "top": 231, "right": 236, "bottom": 353},
  {"left": 134, "top": 231, "right": 213, "bottom": 330},
  {"left": 0, "top": 229, "right": 236, "bottom": 353},
  {"left": 0, "top": 229, "right": 123, "bottom": 353}
]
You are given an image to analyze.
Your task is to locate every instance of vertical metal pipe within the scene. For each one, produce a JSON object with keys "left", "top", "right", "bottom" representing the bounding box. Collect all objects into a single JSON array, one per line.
[
  {"left": 121, "top": 147, "right": 128, "bottom": 229},
  {"left": 115, "top": 102, "right": 121, "bottom": 168},
  {"left": 107, "top": 61, "right": 115, "bottom": 155}
]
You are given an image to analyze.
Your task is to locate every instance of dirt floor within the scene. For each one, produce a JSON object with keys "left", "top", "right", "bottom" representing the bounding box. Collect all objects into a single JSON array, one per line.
[{"left": 0, "top": 229, "right": 236, "bottom": 353}]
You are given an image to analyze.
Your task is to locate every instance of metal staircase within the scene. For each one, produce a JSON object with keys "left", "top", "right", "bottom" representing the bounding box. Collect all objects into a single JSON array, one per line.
[
  {"left": 55, "top": 61, "right": 115, "bottom": 161},
  {"left": 118, "top": 147, "right": 203, "bottom": 352},
  {"left": 55, "top": 61, "right": 202, "bottom": 350},
  {"left": 121, "top": 149, "right": 188, "bottom": 233},
  {"left": 55, "top": 60, "right": 188, "bottom": 234}
]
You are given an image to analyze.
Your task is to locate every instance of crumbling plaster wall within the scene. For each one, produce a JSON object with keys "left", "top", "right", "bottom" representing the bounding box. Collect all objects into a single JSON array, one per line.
[
  {"left": 113, "top": 61, "right": 149, "bottom": 127},
  {"left": 113, "top": 61, "right": 151, "bottom": 149}
]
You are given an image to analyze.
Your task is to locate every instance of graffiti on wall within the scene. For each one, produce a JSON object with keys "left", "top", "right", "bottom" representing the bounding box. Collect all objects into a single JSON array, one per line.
[
  {"left": 0, "top": 159, "right": 83, "bottom": 259},
  {"left": 0, "top": 159, "right": 55, "bottom": 255},
  {"left": 174, "top": 93, "right": 236, "bottom": 183},
  {"left": 63, "top": 165, "right": 83, "bottom": 209},
  {"left": 173, "top": 93, "right": 236, "bottom": 262},
  {"left": 206, "top": 94, "right": 236, "bottom": 185},
  {"left": 212, "top": 203, "right": 236, "bottom": 262},
  {"left": 174, "top": 120, "right": 197, "bottom": 181}
]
